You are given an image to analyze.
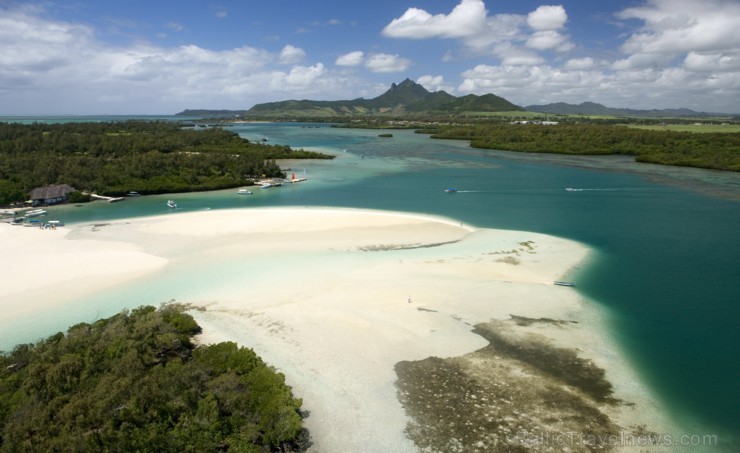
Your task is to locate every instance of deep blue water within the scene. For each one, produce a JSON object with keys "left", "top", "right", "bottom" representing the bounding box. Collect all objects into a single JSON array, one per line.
[{"left": 5, "top": 121, "right": 740, "bottom": 447}]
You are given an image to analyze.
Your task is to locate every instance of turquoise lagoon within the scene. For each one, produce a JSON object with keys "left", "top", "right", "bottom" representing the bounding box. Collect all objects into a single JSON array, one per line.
[{"left": 2, "top": 121, "right": 739, "bottom": 448}]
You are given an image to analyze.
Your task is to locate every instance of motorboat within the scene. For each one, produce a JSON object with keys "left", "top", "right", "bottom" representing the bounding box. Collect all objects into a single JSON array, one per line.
[
  {"left": 445, "top": 188, "right": 458, "bottom": 193},
  {"left": 24, "top": 208, "right": 47, "bottom": 217},
  {"left": 237, "top": 189, "right": 253, "bottom": 195},
  {"left": 167, "top": 200, "right": 177, "bottom": 209}
]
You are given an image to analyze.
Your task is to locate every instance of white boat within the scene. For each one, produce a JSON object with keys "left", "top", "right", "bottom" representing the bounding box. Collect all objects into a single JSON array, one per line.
[
  {"left": 237, "top": 189, "right": 252, "bottom": 195},
  {"left": 260, "top": 182, "right": 272, "bottom": 189},
  {"left": 167, "top": 200, "right": 177, "bottom": 209},
  {"left": 127, "top": 191, "right": 140, "bottom": 197},
  {"left": 445, "top": 188, "right": 458, "bottom": 193},
  {"left": 25, "top": 209, "right": 47, "bottom": 217},
  {"left": 553, "top": 281, "right": 575, "bottom": 287}
]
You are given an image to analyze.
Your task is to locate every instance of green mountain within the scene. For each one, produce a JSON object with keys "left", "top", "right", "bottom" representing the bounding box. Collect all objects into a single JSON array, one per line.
[
  {"left": 525, "top": 101, "right": 709, "bottom": 118},
  {"left": 179, "top": 79, "right": 523, "bottom": 118}
]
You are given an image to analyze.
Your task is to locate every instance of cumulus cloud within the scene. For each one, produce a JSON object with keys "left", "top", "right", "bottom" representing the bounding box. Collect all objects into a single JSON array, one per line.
[
  {"left": 525, "top": 6, "right": 570, "bottom": 51},
  {"left": 283, "top": 63, "right": 326, "bottom": 87},
  {"left": 364, "top": 53, "right": 411, "bottom": 73},
  {"left": 493, "top": 43, "right": 544, "bottom": 66},
  {"left": 381, "top": 0, "right": 487, "bottom": 39},
  {"left": 527, "top": 5, "right": 568, "bottom": 31},
  {"left": 683, "top": 51, "right": 740, "bottom": 72},
  {"left": 335, "top": 51, "right": 364, "bottom": 66},
  {"left": 0, "top": 8, "right": 95, "bottom": 73},
  {"left": 445, "top": 0, "right": 740, "bottom": 112},
  {"left": 526, "top": 31, "right": 571, "bottom": 51},
  {"left": 382, "top": 1, "right": 573, "bottom": 62},
  {"left": 278, "top": 44, "right": 306, "bottom": 64},
  {"left": 417, "top": 75, "right": 455, "bottom": 93},
  {"left": 617, "top": 0, "right": 740, "bottom": 55},
  {"left": 613, "top": 0, "right": 740, "bottom": 94}
]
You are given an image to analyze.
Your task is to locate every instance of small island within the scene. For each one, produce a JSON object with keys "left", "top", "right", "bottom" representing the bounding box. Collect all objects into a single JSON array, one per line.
[{"left": 378, "top": 133, "right": 394, "bottom": 138}]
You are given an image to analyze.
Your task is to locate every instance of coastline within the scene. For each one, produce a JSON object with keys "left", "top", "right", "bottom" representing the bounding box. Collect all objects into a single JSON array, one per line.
[{"left": 0, "top": 207, "right": 678, "bottom": 451}]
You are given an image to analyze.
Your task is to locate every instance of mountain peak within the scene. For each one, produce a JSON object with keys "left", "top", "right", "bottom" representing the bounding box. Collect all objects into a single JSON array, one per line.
[{"left": 376, "top": 79, "right": 430, "bottom": 106}]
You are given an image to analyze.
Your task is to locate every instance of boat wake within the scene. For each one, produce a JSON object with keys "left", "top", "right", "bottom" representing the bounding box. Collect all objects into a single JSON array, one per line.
[{"left": 565, "top": 187, "right": 621, "bottom": 192}]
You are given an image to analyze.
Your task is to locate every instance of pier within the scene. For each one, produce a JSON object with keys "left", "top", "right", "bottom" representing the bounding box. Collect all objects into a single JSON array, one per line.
[{"left": 90, "top": 194, "right": 125, "bottom": 203}]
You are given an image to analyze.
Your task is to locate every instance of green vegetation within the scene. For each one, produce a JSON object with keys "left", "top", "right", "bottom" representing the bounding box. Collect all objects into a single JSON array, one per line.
[
  {"left": 378, "top": 133, "right": 393, "bottom": 138},
  {"left": 627, "top": 124, "right": 740, "bottom": 133},
  {"left": 426, "top": 123, "right": 740, "bottom": 171},
  {"left": 0, "top": 305, "right": 308, "bottom": 452},
  {"left": 0, "top": 121, "right": 333, "bottom": 205}
]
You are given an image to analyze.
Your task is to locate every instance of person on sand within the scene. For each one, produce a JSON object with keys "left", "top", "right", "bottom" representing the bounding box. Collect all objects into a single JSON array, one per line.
[{"left": 408, "top": 296, "right": 411, "bottom": 303}]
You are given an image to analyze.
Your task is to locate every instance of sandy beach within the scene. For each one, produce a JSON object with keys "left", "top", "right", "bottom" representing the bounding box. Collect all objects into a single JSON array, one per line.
[{"left": 0, "top": 207, "right": 674, "bottom": 451}]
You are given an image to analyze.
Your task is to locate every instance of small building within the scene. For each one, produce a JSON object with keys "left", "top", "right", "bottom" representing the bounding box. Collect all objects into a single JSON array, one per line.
[{"left": 29, "top": 184, "right": 76, "bottom": 206}]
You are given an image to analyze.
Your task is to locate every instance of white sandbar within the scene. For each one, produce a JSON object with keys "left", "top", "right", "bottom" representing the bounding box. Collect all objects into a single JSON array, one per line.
[{"left": 0, "top": 207, "right": 672, "bottom": 451}]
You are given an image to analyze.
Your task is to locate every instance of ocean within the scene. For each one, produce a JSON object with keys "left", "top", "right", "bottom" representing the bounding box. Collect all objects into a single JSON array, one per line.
[{"left": 2, "top": 120, "right": 739, "bottom": 448}]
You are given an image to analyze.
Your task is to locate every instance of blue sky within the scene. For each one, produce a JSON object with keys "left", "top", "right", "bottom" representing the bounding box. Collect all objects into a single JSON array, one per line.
[{"left": 1, "top": 0, "right": 739, "bottom": 114}]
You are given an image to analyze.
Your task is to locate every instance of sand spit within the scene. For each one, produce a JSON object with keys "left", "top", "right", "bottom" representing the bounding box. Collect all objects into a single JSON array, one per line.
[{"left": 0, "top": 207, "right": 673, "bottom": 452}]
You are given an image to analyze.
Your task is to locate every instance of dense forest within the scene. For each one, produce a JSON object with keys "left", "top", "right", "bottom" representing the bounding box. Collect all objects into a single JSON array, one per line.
[
  {"left": 422, "top": 123, "right": 740, "bottom": 171},
  {"left": 0, "top": 121, "right": 333, "bottom": 205},
  {"left": 0, "top": 305, "right": 308, "bottom": 452}
]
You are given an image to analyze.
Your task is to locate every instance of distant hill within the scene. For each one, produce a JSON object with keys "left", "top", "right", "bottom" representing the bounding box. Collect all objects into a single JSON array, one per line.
[
  {"left": 525, "top": 101, "right": 710, "bottom": 118},
  {"left": 176, "top": 79, "right": 523, "bottom": 118},
  {"left": 176, "top": 109, "right": 249, "bottom": 118}
]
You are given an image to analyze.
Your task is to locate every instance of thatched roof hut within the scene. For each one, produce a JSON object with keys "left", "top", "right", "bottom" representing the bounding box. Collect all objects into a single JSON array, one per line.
[{"left": 29, "top": 184, "right": 75, "bottom": 206}]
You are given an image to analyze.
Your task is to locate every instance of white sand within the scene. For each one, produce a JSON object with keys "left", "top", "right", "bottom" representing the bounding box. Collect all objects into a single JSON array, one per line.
[
  {"left": 0, "top": 207, "right": 673, "bottom": 451},
  {"left": 0, "top": 222, "right": 167, "bottom": 322}
]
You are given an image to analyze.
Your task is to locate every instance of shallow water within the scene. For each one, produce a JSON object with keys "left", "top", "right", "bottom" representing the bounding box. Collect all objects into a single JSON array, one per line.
[{"left": 2, "top": 121, "right": 739, "bottom": 448}]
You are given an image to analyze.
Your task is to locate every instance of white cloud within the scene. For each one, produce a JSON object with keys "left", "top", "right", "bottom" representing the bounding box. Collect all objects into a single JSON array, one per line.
[
  {"left": 526, "top": 31, "right": 571, "bottom": 51},
  {"left": 278, "top": 44, "right": 306, "bottom": 64},
  {"left": 684, "top": 51, "right": 740, "bottom": 72},
  {"left": 617, "top": 0, "right": 740, "bottom": 56},
  {"left": 284, "top": 63, "right": 327, "bottom": 87},
  {"left": 493, "top": 43, "right": 545, "bottom": 66},
  {"left": 0, "top": 5, "right": 363, "bottom": 113},
  {"left": 458, "top": 57, "right": 740, "bottom": 112},
  {"left": 461, "top": 13, "right": 526, "bottom": 54},
  {"left": 335, "top": 51, "right": 364, "bottom": 67},
  {"left": 381, "top": 0, "right": 487, "bottom": 39},
  {"left": 436, "top": 0, "right": 740, "bottom": 112},
  {"left": 416, "top": 75, "right": 455, "bottom": 93},
  {"left": 564, "top": 57, "right": 595, "bottom": 70},
  {"left": 365, "top": 53, "right": 411, "bottom": 73},
  {"left": 382, "top": 1, "right": 573, "bottom": 61},
  {"left": 0, "top": 8, "right": 95, "bottom": 72},
  {"left": 312, "top": 19, "right": 342, "bottom": 27},
  {"left": 527, "top": 5, "right": 568, "bottom": 31}
]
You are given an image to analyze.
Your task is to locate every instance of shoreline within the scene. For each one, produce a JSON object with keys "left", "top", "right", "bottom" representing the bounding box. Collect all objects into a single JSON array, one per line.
[{"left": 0, "top": 207, "right": 679, "bottom": 451}]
